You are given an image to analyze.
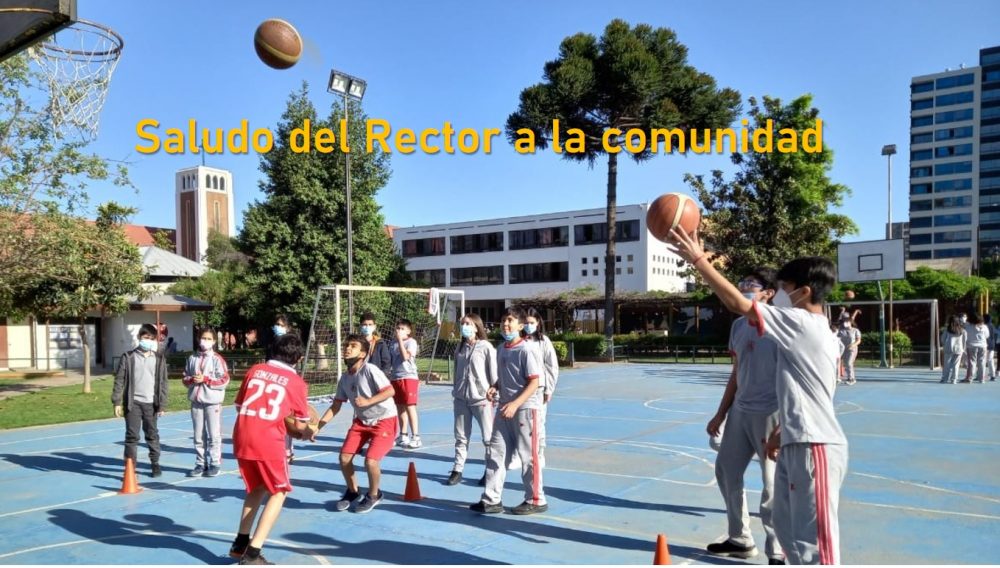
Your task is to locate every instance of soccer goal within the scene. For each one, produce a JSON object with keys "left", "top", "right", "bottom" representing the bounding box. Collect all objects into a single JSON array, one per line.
[{"left": 302, "top": 285, "right": 465, "bottom": 391}]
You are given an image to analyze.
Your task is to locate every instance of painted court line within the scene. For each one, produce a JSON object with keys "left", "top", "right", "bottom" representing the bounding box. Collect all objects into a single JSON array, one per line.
[{"left": 853, "top": 472, "right": 1000, "bottom": 505}]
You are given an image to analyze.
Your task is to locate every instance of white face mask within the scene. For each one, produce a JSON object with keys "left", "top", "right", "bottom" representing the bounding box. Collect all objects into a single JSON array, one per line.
[{"left": 773, "top": 287, "right": 802, "bottom": 309}]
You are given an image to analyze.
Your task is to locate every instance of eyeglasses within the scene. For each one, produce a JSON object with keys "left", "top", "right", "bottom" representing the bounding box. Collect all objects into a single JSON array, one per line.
[{"left": 737, "top": 279, "right": 764, "bottom": 290}]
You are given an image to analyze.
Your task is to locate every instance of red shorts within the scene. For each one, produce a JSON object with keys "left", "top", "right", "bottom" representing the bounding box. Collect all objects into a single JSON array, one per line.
[
  {"left": 342, "top": 416, "right": 399, "bottom": 461},
  {"left": 391, "top": 378, "right": 419, "bottom": 406},
  {"left": 237, "top": 458, "right": 292, "bottom": 495}
]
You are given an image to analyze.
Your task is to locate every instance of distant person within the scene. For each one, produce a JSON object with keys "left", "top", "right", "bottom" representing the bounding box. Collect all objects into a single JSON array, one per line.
[
  {"left": 449, "top": 313, "right": 497, "bottom": 486},
  {"left": 359, "top": 312, "right": 393, "bottom": 379},
  {"left": 964, "top": 314, "right": 991, "bottom": 383},
  {"left": 836, "top": 319, "right": 862, "bottom": 385},
  {"left": 940, "top": 315, "right": 967, "bottom": 384},
  {"left": 985, "top": 314, "right": 997, "bottom": 381},
  {"left": 389, "top": 319, "right": 422, "bottom": 449},
  {"left": 183, "top": 326, "right": 230, "bottom": 477},
  {"left": 111, "top": 323, "right": 169, "bottom": 478},
  {"left": 165, "top": 337, "right": 178, "bottom": 354},
  {"left": 522, "top": 307, "right": 559, "bottom": 469}
]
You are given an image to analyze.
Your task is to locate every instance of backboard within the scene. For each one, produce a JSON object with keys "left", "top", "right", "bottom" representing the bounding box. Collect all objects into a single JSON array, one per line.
[
  {"left": 0, "top": 0, "right": 76, "bottom": 62},
  {"left": 837, "top": 239, "right": 905, "bottom": 283}
]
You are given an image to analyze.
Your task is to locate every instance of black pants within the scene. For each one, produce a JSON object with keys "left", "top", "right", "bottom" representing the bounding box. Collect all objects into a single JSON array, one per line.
[{"left": 124, "top": 401, "right": 160, "bottom": 464}]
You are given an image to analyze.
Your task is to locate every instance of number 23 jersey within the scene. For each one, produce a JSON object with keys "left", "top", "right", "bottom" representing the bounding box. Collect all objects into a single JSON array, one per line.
[{"left": 233, "top": 360, "right": 309, "bottom": 460}]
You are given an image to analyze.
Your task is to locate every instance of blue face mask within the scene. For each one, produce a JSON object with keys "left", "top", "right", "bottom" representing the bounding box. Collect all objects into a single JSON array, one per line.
[
  {"left": 501, "top": 330, "right": 519, "bottom": 342},
  {"left": 524, "top": 323, "right": 537, "bottom": 335},
  {"left": 273, "top": 325, "right": 286, "bottom": 337},
  {"left": 461, "top": 324, "right": 476, "bottom": 339},
  {"left": 360, "top": 325, "right": 375, "bottom": 336},
  {"left": 139, "top": 339, "right": 157, "bottom": 352}
]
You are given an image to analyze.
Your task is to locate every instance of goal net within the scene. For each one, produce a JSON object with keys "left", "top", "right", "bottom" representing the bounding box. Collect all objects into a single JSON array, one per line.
[{"left": 302, "top": 285, "right": 465, "bottom": 395}]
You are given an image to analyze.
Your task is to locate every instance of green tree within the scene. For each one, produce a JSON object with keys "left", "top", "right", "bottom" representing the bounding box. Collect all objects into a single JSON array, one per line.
[
  {"left": 506, "top": 20, "right": 741, "bottom": 354},
  {"left": 171, "top": 230, "right": 252, "bottom": 330},
  {"left": 0, "top": 55, "right": 131, "bottom": 315},
  {"left": 151, "top": 229, "right": 175, "bottom": 251},
  {"left": 18, "top": 202, "right": 145, "bottom": 392},
  {"left": 239, "top": 85, "right": 407, "bottom": 328},
  {"left": 687, "top": 95, "right": 857, "bottom": 280}
]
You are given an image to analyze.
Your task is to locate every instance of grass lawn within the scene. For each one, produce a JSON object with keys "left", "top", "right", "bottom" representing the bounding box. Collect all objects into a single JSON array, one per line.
[{"left": 0, "top": 375, "right": 339, "bottom": 430}]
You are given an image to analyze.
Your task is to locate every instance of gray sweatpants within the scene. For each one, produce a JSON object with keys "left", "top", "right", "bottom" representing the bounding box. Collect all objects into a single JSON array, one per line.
[
  {"left": 715, "top": 408, "right": 783, "bottom": 559},
  {"left": 481, "top": 406, "right": 544, "bottom": 506},
  {"left": 941, "top": 352, "right": 963, "bottom": 383},
  {"left": 840, "top": 348, "right": 858, "bottom": 382},
  {"left": 453, "top": 400, "right": 493, "bottom": 473},
  {"left": 967, "top": 346, "right": 988, "bottom": 382},
  {"left": 190, "top": 401, "right": 223, "bottom": 467},
  {"left": 773, "top": 443, "right": 848, "bottom": 565}
]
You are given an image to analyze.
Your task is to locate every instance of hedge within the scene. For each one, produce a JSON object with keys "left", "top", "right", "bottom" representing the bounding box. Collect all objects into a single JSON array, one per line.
[{"left": 860, "top": 330, "right": 912, "bottom": 357}]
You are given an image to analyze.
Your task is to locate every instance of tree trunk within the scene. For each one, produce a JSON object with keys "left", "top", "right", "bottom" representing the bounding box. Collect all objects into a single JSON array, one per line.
[
  {"left": 79, "top": 316, "right": 91, "bottom": 394},
  {"left": 604, "top": 151, "right": 618, "bottom": 362}
]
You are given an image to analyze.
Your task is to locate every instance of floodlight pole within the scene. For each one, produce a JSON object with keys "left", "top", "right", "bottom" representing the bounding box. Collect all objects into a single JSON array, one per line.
[
  {"left": 882, "top": 144, "right": 896, "bottom": 368},
  {"left": 344, "top": 90, "right": 354, "bottom": 327}
]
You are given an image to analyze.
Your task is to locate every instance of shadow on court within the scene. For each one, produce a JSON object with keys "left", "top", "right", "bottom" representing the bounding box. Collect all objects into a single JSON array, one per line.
[{"left": 283, "top": 531, "right": 506, "bottom": 565}]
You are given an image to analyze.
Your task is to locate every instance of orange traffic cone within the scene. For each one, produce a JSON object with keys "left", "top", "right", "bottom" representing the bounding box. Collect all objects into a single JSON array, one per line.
[
  {"left": 403, "top": 461, "right": 423, "bottom": 501},
  {"left": 653, "top": 534, "right": 671, "bottom": 565},
  {"left": 119, "top": 457, "right": 142, "bottom": 495}
]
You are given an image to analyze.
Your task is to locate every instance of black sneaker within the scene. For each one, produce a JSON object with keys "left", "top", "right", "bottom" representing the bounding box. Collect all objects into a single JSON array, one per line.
[
  {"left": 150, "top": 464, "right": 162, "bottom": 478},
  {"left": 769, "top": 558, "right": 786, "bottom": 565},
  {"left": 469, "top": 500, "right": 503, "bottom": 514},
  {"left": 334, "top": 490, "right": 360, "bottom": 512},
  {"left": 511, "top": 501, "right": 548, "bottom": 515},
  {"left": 206, "top": 465, "right": 220, "bottom": 477},
  {"left": 446, "top": 471, "right": 462, "bottom": 486},
  {"left": 188, "top": 465, "right": 205, "bottom": 477},
  {"left": 706, "top": 540, "right": 758, "bottom": 559},
  {"left": 353, "top": 491, "right": 383, "bottom": 514},
  {"left": 478, "top": 473, "right": 487, "bottom": 486},
  {"left": 229, "top": 541, "right": 248, "bottom": 559},
  {"left": 239, "top": 553, "right": 274, "bottom": 565}
]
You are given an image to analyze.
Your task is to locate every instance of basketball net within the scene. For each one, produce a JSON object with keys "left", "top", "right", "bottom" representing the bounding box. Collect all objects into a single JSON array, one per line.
[{"left": 27, "top": 19, "right": 123, "bottom": 141}]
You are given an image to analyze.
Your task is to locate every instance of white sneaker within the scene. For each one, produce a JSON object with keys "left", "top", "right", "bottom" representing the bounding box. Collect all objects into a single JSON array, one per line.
[
  {"left": 508, "top": 454, "right": 522, "bottom": 470},
  {"left": 407, "top": 436, "right": 423, "bottom": 449},
  {"left": 396, "top": 434, "right": 410, "bottom": 448}
]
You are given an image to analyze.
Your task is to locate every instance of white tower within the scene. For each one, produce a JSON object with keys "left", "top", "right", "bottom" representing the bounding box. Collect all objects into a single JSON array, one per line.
[{"left": 175, "top": 166, "right": 236, "bottom": 263}]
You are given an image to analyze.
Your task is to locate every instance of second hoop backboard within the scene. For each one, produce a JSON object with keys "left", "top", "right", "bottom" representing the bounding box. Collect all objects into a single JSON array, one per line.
[
  {"left": 837, "top": 239, "right": 905, "bottom": 283},
  {"left": 0, "top": 0, "right": 76, "bottom": 62}
]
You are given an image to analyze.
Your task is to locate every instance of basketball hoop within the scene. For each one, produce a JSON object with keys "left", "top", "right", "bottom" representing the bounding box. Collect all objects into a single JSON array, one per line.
[{"left": 26, "top": 18, "right": 123, "bottom": 141}]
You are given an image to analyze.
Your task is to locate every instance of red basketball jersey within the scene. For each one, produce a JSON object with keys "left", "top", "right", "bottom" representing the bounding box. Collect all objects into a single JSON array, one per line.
[{"left": 233, "top": 360, "right": 309, "bottom": 460}]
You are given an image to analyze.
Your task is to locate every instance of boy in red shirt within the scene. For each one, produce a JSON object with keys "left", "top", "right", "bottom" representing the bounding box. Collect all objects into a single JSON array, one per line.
[{"left": 228, "top": 334, "right": 314, "bottom": 565}]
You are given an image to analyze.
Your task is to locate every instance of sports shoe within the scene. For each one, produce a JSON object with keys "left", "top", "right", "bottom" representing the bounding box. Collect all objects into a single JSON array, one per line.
[
  {"left": 446, "top": 471, "right": 462, "bottom": 486},
  {"left": 470, "top": 500, "right": 503, "bottom": 514},
  {"left": 706, "top": 540, "right": 758, "bottom": 559},
  {"left": 206, "top": 465, "right": 221, "bottom": 477},
  {"left": 396, "top": 434, "right": 410, "bottom": 448},
  {"left": 769, "top": 558, "right": 786, "bottom": 565},
  {"left": 239, "top": 553, "right": 274, "bottom": 565},
  {"left": 511, "top": 501, "right": 548, "bottom": 515},
  {"left": 150, "top": 463, "right": 162, "bottom": 478},
  {"left": 188, "top": 465, "right": 205, "bottom": 477},
  {"left": 229, "top": 541, "right": 248, "bottom": 559},
  {"left": 407, "top": 436, "right": 423, "bottom": 450},
  {"left": 334, "top": 490, "right": 360, "bottom": 512},
  {"left": 353, "top": 491, "right": 383, "bottom": 514}
]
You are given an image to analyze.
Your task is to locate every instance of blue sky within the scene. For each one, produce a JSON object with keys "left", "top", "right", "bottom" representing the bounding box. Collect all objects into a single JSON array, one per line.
[{"left": 76, "top": 0, "right": 1000, "bottom": 241}]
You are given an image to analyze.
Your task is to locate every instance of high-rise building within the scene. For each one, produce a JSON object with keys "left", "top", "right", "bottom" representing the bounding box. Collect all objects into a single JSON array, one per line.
[
  {"left": 174, "top": 166, "right": 235, "bottom": 263},
  {"left": 908, "top": 45, "right": 1000, "bottom": 269}
]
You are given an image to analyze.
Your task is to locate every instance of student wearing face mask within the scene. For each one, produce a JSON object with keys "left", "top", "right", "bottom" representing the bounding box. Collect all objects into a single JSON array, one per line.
[
  {"left": 390, "top": 319, "right": 422, "bottom": 449},
  {"left": 522, "top": 307, "right": 559, "bottom": 469},
  {"left": 359, "top": 312, "right": 393, "bottom": 379},
  {"left": 836, "top": 319, "right": 862, "bottom": 386},
  {"left": 112, "top": 323, "right": 170, "bottom": 478},
  {"left": 183, "top": 326, "right": 231, "bottom": 477},
  {"left": 670, "top": 228, "right": 847, "bottom": 566},
  {"left": 704, "top": 268, "right": 784, "bottom": 563},
  {"left": 447, "top": 313, "right": 497, "bottom": 486}
]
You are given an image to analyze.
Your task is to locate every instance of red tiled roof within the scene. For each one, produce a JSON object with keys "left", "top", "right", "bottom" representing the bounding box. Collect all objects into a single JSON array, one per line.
[
  {"left": 384, "top": 225, "right": 398, "bottom": 239},
  {"left": 122, "top": 225, "right": 175, "bottom": 246}
]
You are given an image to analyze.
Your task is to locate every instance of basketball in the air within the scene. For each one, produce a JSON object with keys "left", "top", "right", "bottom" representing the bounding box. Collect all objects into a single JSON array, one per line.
[
  {"left": 254, "top": 19, "right": 303, "bottom": 69},
  {"left": 285, "top": 404, "right": 320, "bottom": 439},
  {"left": 646, "top": 193, "right": 701, "bottom": 242},
  {"left": 845, "top": 290, "right": 856, "bottom": 300}
]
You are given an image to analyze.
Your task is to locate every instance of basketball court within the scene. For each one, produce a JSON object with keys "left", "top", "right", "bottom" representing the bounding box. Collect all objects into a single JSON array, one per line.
[{"left": 0, "top": 363, "right": 997, "bottom": 564}]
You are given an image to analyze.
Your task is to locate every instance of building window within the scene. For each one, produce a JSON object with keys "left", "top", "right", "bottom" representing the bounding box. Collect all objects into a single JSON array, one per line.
[
  {"left": 911, "top": 98, "right": 933, "bottom": 111},
  {"left": 911, "top": 81, "right": 934, "bottom": 94},
  {"left": 450, "top": 232, "right": 503, "bottom": 254},
  {"left": 911, "top": 149, "right": 932, "bottom": 161},
  {"left": 910, "top": 200, "right": 933, "bottom": 212},
  {"left": 935, "top": 125, "right": 974, "bottom": 141},
  {"left": 910, "top": 183, "right": 932, "bottom": 195},
  {"left": 911, "top": 132, "right": 933, "bottom": 145},
  {"left": 934, "top": 178, "right": 972, "bottom": 192},
  {"left": 910, "top": 216, "right": 933, "bottom": 229},
  {"left": 401, "top": 237, "right": 445, "bottom": 257},
  {"left": 616, "top": 255, "right": 621, "bottom": 262},
  {"left": 213, "top": 201, "right": 221, "bottom": 231},
  {"left": 627, "top": 254, "right": 634, "bottom": 262},
  {"left": 935, "top": 91, "right": 974, "bottom": 107},
  {"left": 935, "top": 144, "right": 973, "bottom": 158},
  {"left": 934, "top": 231, "right": 972, "bottom": 244},
  {"left": 206, "top": 174, "right": 211, "bottom": 187},
  {"left": 935, "top": 73, "right": 974, "bottom": 90},
  {"left": 408, "top": 269, "right": 446, "bottom": 286},
  {"left": 221, "top": 178, "right": 226, "bottom": 191},
  {"left": 593, "top": 257, "right": 598, "bottom": 264},
  {"left": 627, "top": 267, "right": 634, "bottom": 274},
  {"left": 509, "top": 262, "right": 569, "bottom": 284},
  {"left": 934, "top": 161, "right": 973, "bottom": 176},
  {"left": 581, "top": 269, "right": 588, "bottom": 277},
  {"left": 911, "top": 115, "right": 933, "bottom": 128},
  {"left": 450, "top": 266, "right": 503, "bottom": 286},
  {"left": 933, "top": 213, "right": 971, "bottom": 227},
  {"left": 933, "top": 247, "right": 971, "bottom": 259},
  {"left": 934, "top": 108, "right": 974, "bottom": 124},
  {"left": 574, "top": 219, "right": 641, "bottom": 245},
  {"left": 508, "top": 226, "right": 569, "bottom": 250},
  {"left": 591, "top": 269, "right": 598, "bottom": 276},
  {"left": 909, "top": 233, "right": 932, "bottom": 245},
  {"left": 934, "top": 196, "right": 972, "bottom": 208},
  {"left": 909, "top": 250, "right": 932, "bottom": 260},
  {"left": 615, "top": 267, "right": 621, "bottom": 275},
  {"left": 910, "top": 166, "right": 932, "bottom": 178}
]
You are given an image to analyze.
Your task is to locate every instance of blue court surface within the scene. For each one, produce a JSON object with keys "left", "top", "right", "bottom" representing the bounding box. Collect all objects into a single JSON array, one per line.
[{"left": 0, "top": 363, "right": 998, "bottom": 565}]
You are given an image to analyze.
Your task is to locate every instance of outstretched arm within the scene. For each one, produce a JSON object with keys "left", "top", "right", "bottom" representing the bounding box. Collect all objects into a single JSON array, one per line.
[{"left": 667, "top": 228, "right": 755, "bottom": 321}]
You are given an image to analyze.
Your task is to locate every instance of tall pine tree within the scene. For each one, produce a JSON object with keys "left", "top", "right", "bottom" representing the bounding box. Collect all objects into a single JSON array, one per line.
[{"left": 240, "top": 84, "right": 405, "bottom": 327}]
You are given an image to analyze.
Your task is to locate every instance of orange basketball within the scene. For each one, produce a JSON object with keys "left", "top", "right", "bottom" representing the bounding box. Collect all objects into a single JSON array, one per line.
[
  {"left": 285, "top": 404, "right": 320, "bottom": 439},
  {"left": 646, "top": 193, "right": 701, "bottom": 242},
  {"left": 254, "top": 19, "right": 303, "bottom": 69},
  {"left": 845, "top": 290, "right": 856, "bottom": 300}
]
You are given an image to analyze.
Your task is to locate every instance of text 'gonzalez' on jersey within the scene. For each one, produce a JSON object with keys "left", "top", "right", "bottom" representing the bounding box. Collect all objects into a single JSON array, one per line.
[{"left": 233, "top": 361, "right": 309, "bottom": 461}]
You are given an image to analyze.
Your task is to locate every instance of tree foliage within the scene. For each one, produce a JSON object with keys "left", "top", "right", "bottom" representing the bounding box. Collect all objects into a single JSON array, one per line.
[
  {"left": 506, "top": 19, "right": 741, "bottom": 348},
  {"left": 687, "top": 95, "right": 857, "bottom": 281},
  {"left": 171, "top": 230, "right": 252, "bottom": 329},
  {"left": 239, "top": 85, "right": 407, "bottom": 328}
]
